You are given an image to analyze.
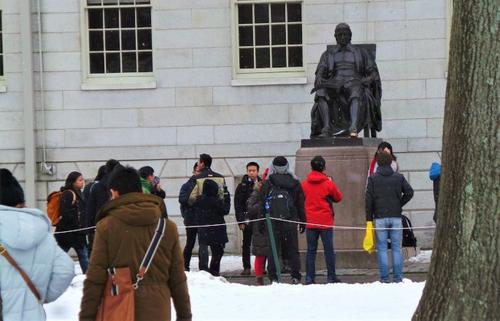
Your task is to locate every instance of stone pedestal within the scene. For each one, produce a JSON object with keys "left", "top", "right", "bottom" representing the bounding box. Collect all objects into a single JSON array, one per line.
[{"left": 296, "top": 137, "right": 381, "bottom": 268}]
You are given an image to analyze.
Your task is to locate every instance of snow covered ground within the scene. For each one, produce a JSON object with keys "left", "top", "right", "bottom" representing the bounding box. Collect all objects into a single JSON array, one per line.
[
  {"left": 408, "top": 250, "right": 432, "bottom": 264},
  {"left": 45, "top": 256, "right": 426, "bottom": 321}
]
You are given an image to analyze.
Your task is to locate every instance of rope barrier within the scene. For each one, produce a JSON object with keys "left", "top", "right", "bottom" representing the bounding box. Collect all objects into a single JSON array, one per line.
[{"left": 53, "top": 217, "right": 435, "bottom": 234}]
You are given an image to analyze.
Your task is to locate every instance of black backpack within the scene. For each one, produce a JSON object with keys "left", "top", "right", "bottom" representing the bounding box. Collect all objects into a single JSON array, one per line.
[
  {"left": 402, "top": 215, "right": 417, "bottom": 248},
  {"left": 264, "top": 183, "right": 294, "bottom": 222}
]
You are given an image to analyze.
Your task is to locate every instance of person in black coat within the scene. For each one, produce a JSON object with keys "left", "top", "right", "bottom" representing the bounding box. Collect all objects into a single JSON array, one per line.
[
  {"left": 85, "top": 159, "right": 120, "bottom": 256},
  {"left": 182, "top": 153, "right": 231, "bottom": 271},
  {"left": 55, "top": 171, "right": 89, "bottom": 273},
  {"left": 82, "top": 165, "right": 106, "bottom": 203},
  {"left": 365, "top": 151, "right": 414, "bottom": 283},
  {"left": 260, "top": 156, "right": 306, "bottom": 284},
  {"left": 234, "top": 161, "right": 262, "bottom": 275},
  {"left": 193, "top": 179, "right": 229, "bottom": 276},
  {"left": 179, "top": 162, "right": 209, "bottom": 272}
]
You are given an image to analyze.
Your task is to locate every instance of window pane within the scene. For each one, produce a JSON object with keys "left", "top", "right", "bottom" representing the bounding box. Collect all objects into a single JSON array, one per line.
[
  {"left": 287, "top": 3, "right": 302, "bottom": 22},
  {"left": 271, "top": 4, "right": 285, "bottom": 22},
  {"left": 138, "top": 52, "right": 153, "bottom": 72},
  {"left": 256, "top": 48, "right": 270, "bottom": 68},
  {"left": 122, "top": 52, "right": 137, "bottom": 72},
  {"left": 137, "top": 29, "right": 152, "bottom": 49},
  {"left": 288, "top": 24, "right": 302, "bottom": 45},
  {"left": 239, "top": 48, "right": 254, "bottom": 69},
  {"left": 121, "top": 30, "right": 136, "bottom": 50},
  {"left": 255, "top": 26, "right": 269, "bottom": 46},
  {"left": 254, "top": 4, "right": 269, "bottom": 23},
  {"left": 104, "top": 9, "right": 119, "bottom": 28},
  {"left": 87, "top": 0, "right": 102, "bottom": 5},
  {"left": 89, "top": 31, "right": 104, "bottom": 51},
  {"left": 106, "top": 53, "right": 120, "bottom": 72},
  {"left": 239, "top": 26, "right": 253, "bottom": 47},
  {"left": 89, "top": 53, "right": 105, "bottom": 73},
  {"left": 136, "top": 0, "right": 151, "bottom": 3},
  {"left": 137, "top": 8, "right": 151, "bottom": 27},
  {"left": 105, "top": 30, "right": 120, "bottom": 50},
  {"left": 103, "top": 0, "right": 118, "bottom": 5},
  {"left": 119, "top": 0, "right": 135, "bottom": 4},
  {"left": 120, "top": 8, "right": 135, "bottom": 28},
  {"left": 88, "top": 9, "right": 103, "bottom": 29},
  {"left": 0, "top": 55, "right": 3, "bottom": 76},
  {"left": 272, "top": 47, "right": 286, "bottom": 67},
  {"left": 0, "top": 33, "right": 3, "bottom": 53},
  {"left": 238, "top": 4, "right": 252, "bottom": 24},
  {"left": 271, "top": 25, "right": 286, "bottom": 45},
  {"left": 288, "top": 46, "right": 303, "bottom": 67}
]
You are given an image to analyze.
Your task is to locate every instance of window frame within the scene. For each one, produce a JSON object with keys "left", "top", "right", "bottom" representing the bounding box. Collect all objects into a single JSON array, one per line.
[
  {"left": 231, "top": 0, "right": 306, "bottom": 86},
  {"left": 80, "top": 0, "right": 156, "bottom": 90},
  {"left": 0, "top": 1, "right": 6, "bottom": 93}
]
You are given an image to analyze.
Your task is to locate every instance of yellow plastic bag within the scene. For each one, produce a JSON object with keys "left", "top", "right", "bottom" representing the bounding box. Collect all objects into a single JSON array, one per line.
[{"left": 363, "top": 221, "right": 375, "bottom": 254}]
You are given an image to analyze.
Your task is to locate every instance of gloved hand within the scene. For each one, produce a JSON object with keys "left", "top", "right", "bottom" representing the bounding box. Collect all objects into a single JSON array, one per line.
[{"left": 299, "top": 224, "right": 306, "bottom": 234}]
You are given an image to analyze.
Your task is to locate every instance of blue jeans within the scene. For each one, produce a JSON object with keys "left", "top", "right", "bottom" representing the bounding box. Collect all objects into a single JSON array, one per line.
[
  {"left": 61, "top": 244, "right": 89, "bottom": 274},
  {"left": 306, "top": 228, "right": 337, "bottom": 284},
  {"left": 375, "top": 217, "right": 403, "bottom": 282}
]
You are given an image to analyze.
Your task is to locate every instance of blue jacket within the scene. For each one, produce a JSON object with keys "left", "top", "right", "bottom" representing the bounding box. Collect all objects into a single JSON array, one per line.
[{"left": 0, "top": 205, "right": 75, "bottom": 321}]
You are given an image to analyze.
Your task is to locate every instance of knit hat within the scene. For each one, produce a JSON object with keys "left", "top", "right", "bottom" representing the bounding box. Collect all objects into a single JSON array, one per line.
[
  {"left": 0, "top": 168, "right": 25, "bottom": 207},
  {"left": 272, "top": 156, "right": 289, "bottom": 174}
]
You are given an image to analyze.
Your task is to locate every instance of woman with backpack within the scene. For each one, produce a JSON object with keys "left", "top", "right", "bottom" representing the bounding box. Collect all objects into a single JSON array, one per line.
[{"left": 54, "top": 171, "right": 89, "bottom": 273}]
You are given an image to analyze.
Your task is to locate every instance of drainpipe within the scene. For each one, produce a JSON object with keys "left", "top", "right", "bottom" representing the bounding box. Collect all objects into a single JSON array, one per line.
[{"left": 20, "top": 0, "right": 36, "bottom": 207}]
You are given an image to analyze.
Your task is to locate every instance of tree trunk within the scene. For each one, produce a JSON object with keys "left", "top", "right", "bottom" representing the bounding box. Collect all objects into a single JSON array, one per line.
[{"left": 412, "top": 1, "right": 499, "bottom": 320}]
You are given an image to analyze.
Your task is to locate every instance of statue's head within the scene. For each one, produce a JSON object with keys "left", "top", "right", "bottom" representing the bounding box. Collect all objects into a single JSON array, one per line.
[{"left": 334, "top": 23, "right": 352, "bottom": 47}]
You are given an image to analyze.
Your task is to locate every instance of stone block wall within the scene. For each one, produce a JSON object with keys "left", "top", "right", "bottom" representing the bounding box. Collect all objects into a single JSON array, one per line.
[{"left": 0, "top": 0, "right": 448, "bottom": 250}]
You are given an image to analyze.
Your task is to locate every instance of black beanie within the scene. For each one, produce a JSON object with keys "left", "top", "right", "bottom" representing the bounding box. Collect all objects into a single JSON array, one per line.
[
  {"left": 272, "top": 156, "right": 288, "bottom": 167},
  {"left": 0, "top": 168, "right": 25, "bottom": 207}
]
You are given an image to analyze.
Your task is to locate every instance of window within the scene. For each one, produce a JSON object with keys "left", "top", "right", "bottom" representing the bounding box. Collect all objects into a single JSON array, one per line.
[
  {"left": 232, "top": 0, "right": 305, "bottom": 85},
  {"left": 81, "top": 0, "right": 155, "bottom": 90}
]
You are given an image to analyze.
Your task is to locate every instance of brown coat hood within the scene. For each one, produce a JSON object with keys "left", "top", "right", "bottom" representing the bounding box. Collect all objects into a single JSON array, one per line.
[
  {"left": 80, "top": 192, "right": 191, "bottom": 321},
  {"left": 96, "top": 192, "right": 167, "bottom": 226}
]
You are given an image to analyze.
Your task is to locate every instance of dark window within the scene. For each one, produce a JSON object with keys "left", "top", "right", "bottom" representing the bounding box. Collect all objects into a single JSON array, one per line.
[
  {"left": 237, "top": 2, "right": 303, "bottom": 71},
  {"left": 86, "top": 0, "right": 153, "bottom": 74}
]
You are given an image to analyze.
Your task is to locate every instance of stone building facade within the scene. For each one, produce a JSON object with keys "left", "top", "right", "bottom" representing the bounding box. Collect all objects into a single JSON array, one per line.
[{"left": 0, "top": 0, "right": 449, "bottom": 250}]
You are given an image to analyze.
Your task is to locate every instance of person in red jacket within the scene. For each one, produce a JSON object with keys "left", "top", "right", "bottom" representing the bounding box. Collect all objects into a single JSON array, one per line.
[{"left": 301, "top": 156, "right": 343, "bottom": 284}]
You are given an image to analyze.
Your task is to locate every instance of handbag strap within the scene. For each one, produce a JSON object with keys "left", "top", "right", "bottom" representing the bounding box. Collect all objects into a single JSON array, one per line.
[
  {"left": 132, "top": 214, "right": 167, "bottom": 290},
  {"left": 0, "top": 244, "right": 42, "bottom": 302}
]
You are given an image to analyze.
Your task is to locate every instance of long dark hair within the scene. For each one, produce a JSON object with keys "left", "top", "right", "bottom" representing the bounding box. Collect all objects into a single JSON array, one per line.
[
  {"left": 62, "top": 171, "right": 82, "bottom": 191},
  {"left": 95, "top": 165, "right": 107, "bottom": 181},
  {"left": 375, "top": 141, "right": 397, "bottom": 160}
]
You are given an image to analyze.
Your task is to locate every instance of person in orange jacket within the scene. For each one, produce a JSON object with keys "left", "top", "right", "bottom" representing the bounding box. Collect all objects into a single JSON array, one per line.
[{"left": 301, "top": 156, "right": 343, "bottom": 284}]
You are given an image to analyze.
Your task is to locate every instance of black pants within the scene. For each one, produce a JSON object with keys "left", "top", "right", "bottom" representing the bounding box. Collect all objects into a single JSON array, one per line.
[
  {"left": 183, "top": 227, "right": 208, "bottom": 271},
  {"left": 242, "top": 226, "right": 253, "bottom": 269},
  {"left": 199, "top": 243, "right": 224, "bottom": 276},
  {"left": 268, "top": 228, "right": 301, "bottom": 281}
]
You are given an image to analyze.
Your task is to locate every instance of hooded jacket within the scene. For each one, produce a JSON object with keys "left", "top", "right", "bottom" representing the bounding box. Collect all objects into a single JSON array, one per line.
[
  {"left": 260, "top": 173, "right": 306, "bottom": 229},
  {"left": 193, "top": 180, "right": 229, "bottom": 246},
  {"left": 365, "top": 166, "right": 414, "bottom": 221},
  {"left": 301, "top": 171, "right": 343, "bottom": 229},
  {"left": 0, "top": 205, "right": 75, "bottom": 321},
  {"left": 79, "top": 193, "right": 191, "bottom": 321}
]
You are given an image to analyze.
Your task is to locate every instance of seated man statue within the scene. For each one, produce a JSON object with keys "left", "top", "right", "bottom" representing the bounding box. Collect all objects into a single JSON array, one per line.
[{"left": 310, "top": 23, "right": 382, "bottom": 138}]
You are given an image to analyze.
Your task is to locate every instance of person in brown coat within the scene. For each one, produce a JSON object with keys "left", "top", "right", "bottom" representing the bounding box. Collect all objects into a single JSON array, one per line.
[{"left": 79, "top": 166, "right": 192, "bottom": 321}]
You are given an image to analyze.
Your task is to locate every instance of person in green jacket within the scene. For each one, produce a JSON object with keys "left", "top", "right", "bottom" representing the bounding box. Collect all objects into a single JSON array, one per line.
[{"left": 139, "top": 166, "right": 166, "bottom": 199}]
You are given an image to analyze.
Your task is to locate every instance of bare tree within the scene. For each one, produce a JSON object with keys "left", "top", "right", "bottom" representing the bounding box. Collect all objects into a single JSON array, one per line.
[{"left": 412, "top": 1, "right": 499, "bottom": 320}]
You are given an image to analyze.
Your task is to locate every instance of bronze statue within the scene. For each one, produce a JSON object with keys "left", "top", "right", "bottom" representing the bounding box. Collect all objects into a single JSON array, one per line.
[{"left": 310, "top": 23, "right": 382, "bottom": 138}]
